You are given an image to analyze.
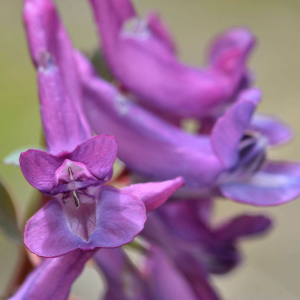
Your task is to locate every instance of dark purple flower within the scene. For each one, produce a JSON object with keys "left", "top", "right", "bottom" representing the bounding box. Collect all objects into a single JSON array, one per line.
[
  {"left": 146, "top": 199, "right": 272, "bottom": 275},
  {"left": 76, "top": 52, "right": 300, "bottom": 206},
  {"left": 87, "top": 0, "right": 254, "bottom": 119}
]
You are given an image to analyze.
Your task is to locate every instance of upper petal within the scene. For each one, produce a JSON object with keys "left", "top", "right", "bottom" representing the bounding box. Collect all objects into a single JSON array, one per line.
[
  {"left": 19, "top": 149, "right": 63, "bottom": 194},
  {"left": 211, "top": 88, "right": 261, "bottom": 168},
  {"left": 121, "top": 177, "right": 185, "bottom": 212},
  {"left": 24, "top": 0, "right": 91, "bottom": 148},
  {"left": 220, "top": 161, "right": 300, "bottom": 206},
  {"left": 24, "top": 186, "right": 146, "bottom": 257},
  {"left": 70, "top": 135, "right": 118, "bottom": 180}
]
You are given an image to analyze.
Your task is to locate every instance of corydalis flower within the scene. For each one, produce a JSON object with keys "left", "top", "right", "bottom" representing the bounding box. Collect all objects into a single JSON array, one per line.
[
  {"left": 87, "top": 0, "right": 254, "bottom": 119},
  {"left": 21, "top": 0, "right": 184, "bottom": 258},
  {"left": 76, "top": 53, "right": 300, "bottom": 206}
]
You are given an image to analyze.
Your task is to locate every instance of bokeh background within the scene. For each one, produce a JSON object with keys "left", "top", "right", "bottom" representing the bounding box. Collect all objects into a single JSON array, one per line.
[{"left": 1, "top": 0, "right": 300, "bottom": 299}]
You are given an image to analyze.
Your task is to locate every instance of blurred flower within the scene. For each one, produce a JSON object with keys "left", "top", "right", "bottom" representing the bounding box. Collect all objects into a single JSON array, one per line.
[
  {"left": 76, "top": 53, "right": 300, "bottom": 206},
  {"left": 21, "top": 0, "right": 184, "bottom": 258},
  {"left": 94, "top": 246, "right": 221, "bottom": 300},
  {"left": 87, "top": 0, "right": 255, "bottom": 120},
  {"left": 8, "top": 249, "right": 95, "bottom": 300},
  {"left": 142, "top": 199, "right": 272, "bottom": 276}
]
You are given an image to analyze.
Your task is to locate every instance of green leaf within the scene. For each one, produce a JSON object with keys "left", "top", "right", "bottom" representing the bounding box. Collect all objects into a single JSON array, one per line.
[
  {"left": 0, "top": 178, "right": 21, "bottom": 243},
  {"left": 3, "top": 145, "right": 46, "bottom": 166}
]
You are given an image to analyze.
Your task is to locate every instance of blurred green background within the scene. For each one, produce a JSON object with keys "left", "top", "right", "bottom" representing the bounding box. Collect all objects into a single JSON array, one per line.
[{"left": 1, "top": 0, "right": 300, "bottom": 299}]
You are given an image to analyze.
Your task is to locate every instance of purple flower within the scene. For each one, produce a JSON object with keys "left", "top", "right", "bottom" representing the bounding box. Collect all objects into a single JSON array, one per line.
[
  {"left": 144, "top": 199, "right": 271, "bottom": 275},
  {"left": 87, "top": 0, "right": 254, "bottom": 119},
  {"left": 9, "top": 249, "right": 96, "bottom": 300},
  {"left": 94, "top": 247, "right": 220, "bottom": 300},
  {"left": 21, "top": 0, "right": 184, "bottom": 258},
  {"left": 76, "top": 52, "right": 300, "bottom": 206}
]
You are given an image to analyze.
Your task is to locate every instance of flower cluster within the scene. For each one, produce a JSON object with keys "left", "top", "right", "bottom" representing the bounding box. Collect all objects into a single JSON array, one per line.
[{"left": 5, "top": 0, "right": 300, "bottom": 299}]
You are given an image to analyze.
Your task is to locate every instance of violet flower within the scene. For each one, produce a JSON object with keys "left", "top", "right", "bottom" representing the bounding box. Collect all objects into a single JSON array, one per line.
[
  {"left": 9, "top": 249, "right": 96, "bottom": 300},
  {"left": 76, "top": 52, "right": 300, "bottom": 206},
  {"left": 87, "top": 0, "right": 254, "bottom": 120},
  {"left": 21, "top": 0, "right": 184, "bottom": 258},
  {"left": 94, "top": 247, "right": 220, "bottom": 300},
  {"left": 144, "top": 199, "right": 272, "bottom": 275}
]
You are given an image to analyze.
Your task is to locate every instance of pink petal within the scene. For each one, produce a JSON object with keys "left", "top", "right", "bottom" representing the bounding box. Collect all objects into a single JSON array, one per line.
[
  {"left": 20, "top": 149, "right": 64, "bottom": 194},
  {"left": 70, "top": 135, "right": 118, "bottom": 180},
  {"left": 121, "top": 177, "right": 185, "bottom": 212}
]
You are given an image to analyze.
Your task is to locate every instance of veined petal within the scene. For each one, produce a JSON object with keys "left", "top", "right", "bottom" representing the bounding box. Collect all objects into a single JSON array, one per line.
[
  {"left": 24, "top": 0, "right": 91, "bottom": 148},
  {"left": 250, "top": 113, "right": 293, "bottom": 146},
  {"left": 19, "top": 149, "right": 64, "bottom": 194},
  {"left": 211, "top": 88, "right": 261, "bottom": 168},
  {"left": 220, "top": 161, "right": 300, "bottom": 206},
  {"left": 24, "top": 186, "right": 146, "bottom": 257},
  {"left": 37, "top": 62, "right": 89, "bottom": 154},
  {"left": 8, "top": 249, "right": 95, "bottom": 300},
  {"left": 121, "top": 177, "right": 185, "bottom": 212},
  {"left": 70, "top": 135, "right": 118, "bottom": 180}
]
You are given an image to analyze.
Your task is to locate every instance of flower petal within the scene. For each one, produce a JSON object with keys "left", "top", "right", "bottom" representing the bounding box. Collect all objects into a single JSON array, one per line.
[
  {"left": 8, "top": 249, "right": 95, "bottom": 300},
  {"left": 146, "top": 11, "right": 177, "bottom": 54},
  {"left": 24, "top": 0, "right": 91, "bottom": 148},
  {"left": 37, "top": 63, "right": 89, "bottom": 154},
  {"left": 220, "top": 161, "right": 300, "bottom": 206},
  {"left": 211, "top": 88, "right": 261, "bottom": 168},
  {"left": 70, "top": 135, "right": 118, "bottom": 180},
  {"left": 215, "top": 214, "right": 272, "bottom": 241},
  {"left": 250, "top": 113, "right": 293, "bottom": 146},
  {"left": 20, "top": 149, "right": 63, "bottom": 194},
  {"left": 121, "top": 177, "right": 185, "bottom": 212},
  {"left": 24, "top": 186, "right": 146, "bottom": 257},
  {"left": 209, "top": 27, "right": 255, "bottom": 78}
]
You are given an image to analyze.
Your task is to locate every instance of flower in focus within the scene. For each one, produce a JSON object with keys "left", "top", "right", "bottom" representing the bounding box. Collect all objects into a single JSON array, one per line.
[
  {"left": 21, "top": 0, "right": 184, "bottom": 258},
  {"left": 87, "top": 0, "right": 255, "bottom": 120}
]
